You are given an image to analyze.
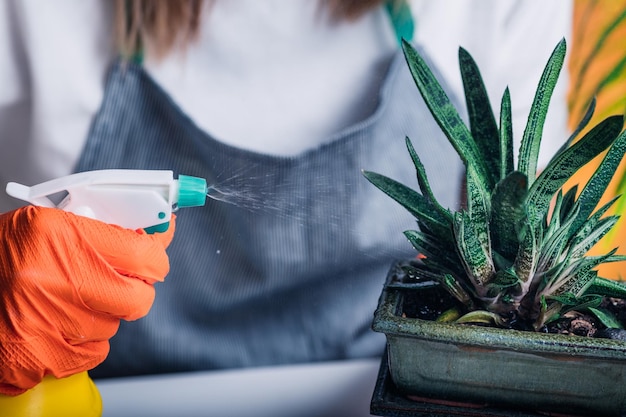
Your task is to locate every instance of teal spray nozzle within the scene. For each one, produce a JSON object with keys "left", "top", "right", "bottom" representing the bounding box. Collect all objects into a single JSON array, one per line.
[
  {"left": 5, "top": 169, "right": 209, "bottom": 232},
  {"left": 177, "top": 175, "right": 209, "bottom": 208}
]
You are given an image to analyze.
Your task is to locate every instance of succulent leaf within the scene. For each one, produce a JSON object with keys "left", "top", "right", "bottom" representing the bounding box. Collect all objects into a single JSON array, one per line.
[
  {"left": 546, "top": 253, "right": 614, "bottom": 297},
  {"left": 550, "top": 97, "right": 597, "bottom": 163},
  {"left": 588, "top": 276, "right": 626, "bottom": 298},
  {"left": 544, "top": 293, "right": 603, "bottom": 323},
  {"left": 363, "top": 38, "right": 626, "bottom": 331},
  {"left": 456, "top": 310, "right": 506, "bottom": 326},
  {"left": 485, "top": 269, "right": 522, "bottom": 302},
  {"left": 401, "top": 263, "right": 474, "bottom": 306},
  {"left": 513, "top": 221, "right": 539, "bottom": 284},
  {"left": 518, "top": 38, "right": 567, "bottom": 185},
  {"left": 570, "top": 213, "right": 619, "bottom": 259},
  {"left": 545, "top": 189, "right": 566, "bottom": 234},
  {"left": 401, "top": 39, "right": 491, "bottom": 196},
  {"left": 459, "top": 46, "right": 501, "bottom": 187},
  {"left": 404, "top": 137, "right": 448, "bottom": 214},
  {"left": 569, "top": 130, "right": 626, "bottom": 235},
  {"left": 499, "top": 88, "right": 514, "bottom": 180},
  {"left": 557, "top": 186, "right": 579, "bottom": 225},
  {"left": 441, "top": 273, "right": 475, "bottom": 307},
  {"left": 466, "top": 171, "right": 491, "bottom": 253},
  {"left": 589, "top": 307, "right": 624, "bottom": 329},
  {"left": 525, "top": 115, "right": 624, "bottom": 228},
  {"left": 568, "top": 97, "right": 597, "bottom": 144},
  {"left": 453, "top": 211, "right": 495, "bottom": 291},
  {"left": 362, "top": 170, "right": 453, "bottom": 241},
  {"left": 403, "top": 230, "right": 464, "bottom": 277},
  {"left": 403, "top": 229, "right": 439, "bottom": 257},
  {"left": 436, "top": 308, "right": 462, "bottom": 323},
  {"left": 490, "top": 171, "right": 528, "bottom": 260},
  {"left": 537, "top": 203, "right": 580, "bottom": 273}
]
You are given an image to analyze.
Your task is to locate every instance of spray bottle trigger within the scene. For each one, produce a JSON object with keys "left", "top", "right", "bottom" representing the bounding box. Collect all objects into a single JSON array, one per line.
[
  {"left": 6, "top": 182, "right": 56, "bottom": 208},
  {"left": 143, "top": 221, "right": 170, "bottom": 234}
]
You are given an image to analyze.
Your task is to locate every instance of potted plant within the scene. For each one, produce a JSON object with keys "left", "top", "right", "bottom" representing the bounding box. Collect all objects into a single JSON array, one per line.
[{"left": 363, "top": 38, "right": 626, "bottom": 417}]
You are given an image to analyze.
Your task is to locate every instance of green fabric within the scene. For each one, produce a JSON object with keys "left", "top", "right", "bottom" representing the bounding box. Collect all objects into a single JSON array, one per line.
[
  {"left": 386, "top": 0, "right": 415, "bottom": 44},
  {"left": 124, "top": 0, "right": 144, "bottom": 64}
]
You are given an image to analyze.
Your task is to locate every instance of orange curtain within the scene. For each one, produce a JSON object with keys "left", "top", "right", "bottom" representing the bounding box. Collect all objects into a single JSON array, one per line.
[{"left": 566, "top": 0, "right": 626, "bottom": 280}]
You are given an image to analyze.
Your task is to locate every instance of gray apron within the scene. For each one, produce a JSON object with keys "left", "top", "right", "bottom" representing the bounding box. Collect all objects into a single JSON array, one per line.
[{"left": 80, "top": 40, "right": 463, "bottom": 378}]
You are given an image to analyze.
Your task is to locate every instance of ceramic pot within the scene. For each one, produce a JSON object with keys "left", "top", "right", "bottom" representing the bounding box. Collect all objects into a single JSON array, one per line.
[{"left": 372, "top": 261, "right": 626, "bottom": 416}]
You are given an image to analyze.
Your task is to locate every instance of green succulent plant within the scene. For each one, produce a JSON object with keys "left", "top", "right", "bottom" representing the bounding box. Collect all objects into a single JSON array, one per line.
[{"left": 363, "top": 38, "right": 626, "bottom": 331}]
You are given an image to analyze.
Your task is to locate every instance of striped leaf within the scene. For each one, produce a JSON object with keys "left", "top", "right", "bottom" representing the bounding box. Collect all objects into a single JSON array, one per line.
[
  {"left": 537, "top": 204, "right": 580, "bottom": 273},
  {"left": 548, "top": 253, "right": 614, "bottom": 297},
  {"left": 570, "top": 130, "right": 626, "bottom": 235},
  {"left": 588, "top": 276, "right": 626, "bottom": 298},
  {"left": 441, "top": 273, "right": 475, "bottom": 307},
  {"left": 401, "top": 40, "right": 491, "bottom": 195},
  {"left": 499, "top": 88, "right": 514, "bottom": 179},
  {"left": 453, "top": 211, "right": 495, "bottom": 290},
  {"left": 465, "top": 170, "right": 491, "bottom": 254},
  {"left": 570, "top": 208, "right": 620, "bottom": 259},
  {"left": 403, "top": 229, "right": 464, "bottom": 277},
  {"left": 404, "top": 137, "right": 448, "bottom": 215},
  {"left": 362, "top": 170, "right": 453, "bottom": 242},
  {"left": 518, "top": 38, "right": 567, "bottom": 185},
  {"left": 525, "top": 115, "right": 623, "bottom": 227},
  {"left": 555, "top": 186, "right": 579, "bottom": 226},
  {"left": 565, "top": 98, "right": 595, "bottom": 151},
  {"left": 490, "top": 171, "right": 528, "bottom": 261},
  {"left": 589, "top": 307, "right": 624, "bottom": 330},
  {"left": 364, "top": 36, "right": 626, "bottom": 329},
  {"left": 459, "top": 46, "right": 500, "bottom": 189},
  {"left": 485, "top": 269, "right": 522, "bottom": 299},
  {"left": 514, "top": 223, "right": 539, "bottom": 284},
  {"left": 546, "top": 293, "right": 603, "bottom": 314}
]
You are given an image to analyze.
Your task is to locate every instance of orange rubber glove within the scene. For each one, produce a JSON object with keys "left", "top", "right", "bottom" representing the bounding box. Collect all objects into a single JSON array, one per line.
[{"left": 0, "top": 206, "right": 175, "bottom": 395}]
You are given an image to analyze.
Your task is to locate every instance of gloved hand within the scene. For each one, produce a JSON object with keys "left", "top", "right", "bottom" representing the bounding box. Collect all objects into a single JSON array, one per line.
[{"left": 0, "top": 206, "right": 175, "bottom": 395}]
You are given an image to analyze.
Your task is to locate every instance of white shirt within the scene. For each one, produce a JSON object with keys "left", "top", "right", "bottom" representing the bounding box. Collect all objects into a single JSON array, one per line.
[
  {"left": 0, "top": 0, "right": 572, "bottom": 212},
  {"left": 410, "top": 0, "right": 572, "bottom": 168}
]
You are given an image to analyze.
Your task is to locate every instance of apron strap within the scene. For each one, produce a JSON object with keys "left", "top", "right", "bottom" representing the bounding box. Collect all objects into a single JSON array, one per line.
[
  {"left": 124, "top": 0, "right": 144, "bottom": 64},
  {"left": 385, "top": 0, "right": 415, "bottom": 44}
]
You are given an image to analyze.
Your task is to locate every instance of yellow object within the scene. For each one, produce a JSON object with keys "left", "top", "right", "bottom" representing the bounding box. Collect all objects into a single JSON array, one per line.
[
  {"left": 0, "top": 372, "right": 102, "bottom": 417},
  {"left": 566, "top": 0, "right": 626, "bottom": 280}
]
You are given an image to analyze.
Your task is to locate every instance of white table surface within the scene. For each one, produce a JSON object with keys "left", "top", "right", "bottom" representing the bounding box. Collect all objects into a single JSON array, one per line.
[{"left": 96, "top": 358, "right": 381, "bottom": 417}]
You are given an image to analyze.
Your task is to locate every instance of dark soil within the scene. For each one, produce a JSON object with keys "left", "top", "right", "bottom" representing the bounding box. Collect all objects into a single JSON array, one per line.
[
  {"left": 392, "top": 260, "right": 626, "bottom": 340},
  {"left": 401, "top": 285, "right": 461, "bottom": 321},
  {"left": 539, "top": 298, "right": 626, "bottom": 338}
]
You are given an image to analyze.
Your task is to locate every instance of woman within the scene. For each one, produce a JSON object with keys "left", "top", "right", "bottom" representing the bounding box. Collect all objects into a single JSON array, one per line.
[{"left": 0, "top": 0, "right": 571, "bottom": 393}]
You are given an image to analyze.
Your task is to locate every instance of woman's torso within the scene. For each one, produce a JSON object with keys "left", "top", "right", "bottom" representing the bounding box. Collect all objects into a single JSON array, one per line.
[
  {"left": 0, "top": 0, "right": 571, "bottom": 377},
  {"left": 80, "top": 39, "right": 464, "bottom": 376}
]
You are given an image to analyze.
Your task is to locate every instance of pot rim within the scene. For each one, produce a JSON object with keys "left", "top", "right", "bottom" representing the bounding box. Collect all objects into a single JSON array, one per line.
[{"left": 373, "top": 262, "right": 626, "bottom": 360}]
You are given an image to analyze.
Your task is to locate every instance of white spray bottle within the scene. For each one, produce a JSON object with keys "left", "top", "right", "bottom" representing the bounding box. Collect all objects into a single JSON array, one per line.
[{"left": 5, "top": 169, "right": 208, "bottom": 232}]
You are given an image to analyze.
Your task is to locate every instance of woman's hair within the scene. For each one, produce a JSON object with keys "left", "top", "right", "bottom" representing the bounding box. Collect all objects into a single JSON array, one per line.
[{"left": 116, "top": 0, "right": 391, "bottom": 59}]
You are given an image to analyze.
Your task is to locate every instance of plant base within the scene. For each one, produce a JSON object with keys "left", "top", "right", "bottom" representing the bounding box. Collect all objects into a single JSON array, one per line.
[{"left": 371, "top": 261, "right": 626, "bottom": 417}]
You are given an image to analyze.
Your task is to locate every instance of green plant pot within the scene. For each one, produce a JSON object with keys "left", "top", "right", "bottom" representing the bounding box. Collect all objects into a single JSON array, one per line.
[{"left": 372, "top": 261, "right": 626, "bottom": 416}]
